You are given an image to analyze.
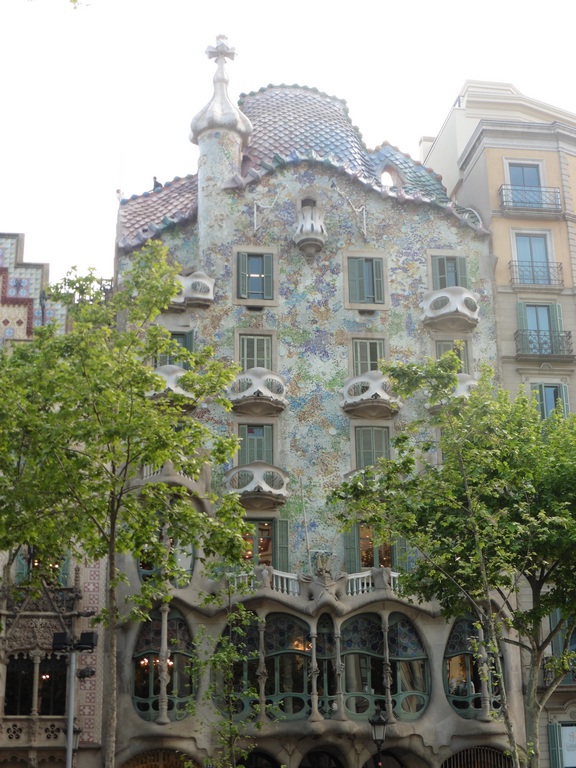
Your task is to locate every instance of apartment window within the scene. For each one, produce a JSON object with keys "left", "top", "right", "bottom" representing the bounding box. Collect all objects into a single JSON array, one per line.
[
  {"left": 344, "top": 526, "right": 414, "bottom": 573},
  {"left": 132, "top": 609, "right": 194, "bottom": 721},
  {"left": 240, "top": 334, "right": 272, "bottom": 371},
  {"left": 530, "top": 383, "right": 569, "bottom": 419},
  {"left": 354, "top": 426, "right": 389, "bottom": 470},
  {"left": 242, "top": 519, "right": 289, "bottom": 571},
  {"left": 517, "top": 303, "right": 569, "bottom": 355},
  {"left": 238, "top": 424, "right": 274, "bottom": 465},
  {"left": 347, "top": 256, "right": 385, "bottom": 306},
  {"left": 436, "top": 340, "right": 469, "bottom": 374},
  {"left": 359, "top": 523, "right": 392, "bottom": 568},
  {"left": 509, "top": 164, "right": 542, "bottom": 207},
  {"left": 15, "top": 547, "right": 70, "bottom": 587},
  {"left": 431, "top": 255, "right": 468, "bottom": 290},
  {"left": 352, "top": 338, "right": 385, "bottom": 376},
  {"left": 156, "top": 331, "right": 194, "bottom": 368},
  {"left": 237, "top": 252, "right": 274, "bottom": 302},
  {"left": 5, "top": 653, "right": 67, "bottom": 716},
  {"left": 515, "top": 234, "right": 550, "bottom": 284}
]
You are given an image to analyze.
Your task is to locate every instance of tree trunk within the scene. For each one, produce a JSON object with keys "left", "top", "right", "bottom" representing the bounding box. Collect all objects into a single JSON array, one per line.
[{"left": 103, "top": 524, "right": 118, "bottom": 768}]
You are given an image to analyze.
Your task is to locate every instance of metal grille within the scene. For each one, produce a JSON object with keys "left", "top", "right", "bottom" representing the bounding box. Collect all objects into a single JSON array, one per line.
[
  {"left": 515, "top": 330, "right": 573, "bottom": 356},
  {"left": 509, "top": 260, "right": 563, "bottom": 286},
  {"left": 443, "top": 747, "right": 512, "bottom": 768},
  {"left": 500, "top": 184, "right": 561, "bottom": 212}
]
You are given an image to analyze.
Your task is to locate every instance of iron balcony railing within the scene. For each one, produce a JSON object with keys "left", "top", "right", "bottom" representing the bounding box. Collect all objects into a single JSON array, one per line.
[
  {"left": 515, "top": 330, "right": 573, "bottom": 357},
  {"left": 509, "top": 260, "right": 564, "bottom": 286},
  {"left": 500, "top": 184, "right": 561, "bottom": 212}
]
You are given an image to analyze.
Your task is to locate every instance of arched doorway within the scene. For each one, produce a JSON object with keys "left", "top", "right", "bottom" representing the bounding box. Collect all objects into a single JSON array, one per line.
[
  {"left": 442, "top": 748, "right": 512, "bottom": 768},
  {"left": 300, "top": 749, "right": 346, "bottom": 768},
  {"left": 244, "top": 751, "right": 281, "bottom": 768}
]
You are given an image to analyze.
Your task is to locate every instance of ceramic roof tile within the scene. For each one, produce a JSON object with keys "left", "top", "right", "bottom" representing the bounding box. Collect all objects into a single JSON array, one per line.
[{"left": 117, "top": 175, "right": 197, "bottom": 251}]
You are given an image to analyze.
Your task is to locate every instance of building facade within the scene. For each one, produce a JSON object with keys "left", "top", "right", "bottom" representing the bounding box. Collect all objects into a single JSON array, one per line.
[{"left": 422, "top": 80, "right": 576, "bottom": 768}]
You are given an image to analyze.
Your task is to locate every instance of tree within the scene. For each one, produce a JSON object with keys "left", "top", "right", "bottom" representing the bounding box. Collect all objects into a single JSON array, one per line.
[
  {"left": 332, "top": 355, "right": 576, "bottom": 768},
  {"left": 0, "top": 241, "right": 248, "bottom": 768}
]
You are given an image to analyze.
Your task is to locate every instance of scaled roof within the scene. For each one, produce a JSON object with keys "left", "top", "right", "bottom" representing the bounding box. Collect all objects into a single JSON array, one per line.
[{"left": 117, "top": 86, "right": 485, "bottom": 252}]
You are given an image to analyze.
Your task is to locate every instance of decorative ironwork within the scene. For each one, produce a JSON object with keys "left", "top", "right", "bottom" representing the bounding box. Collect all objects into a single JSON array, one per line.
[
  {"left": 509, "top": 260, "right": 563, "bottom": 286},
  {"left": 499, "top": 184, "right": 561, "bottom": 212},
  {"left": 515, "top": 330, "right": 573, "bottom": 357}
]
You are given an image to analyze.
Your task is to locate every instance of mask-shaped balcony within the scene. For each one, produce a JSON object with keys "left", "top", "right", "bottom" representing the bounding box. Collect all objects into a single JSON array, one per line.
[
  {"left": 293, "top": 198, "right": 327, "bottom": 256},
  {"left": 224, "top": 461, "right": 289, "bottom": 510},
  {"left": 148, "top": 364, "right": 197, "bottom": 410},
  {"left": 228, "top": 367, "right": 288, "bottom": 415},
  {"left": 420, "top": 286, "right": 480, "bottom": 332},
  {"left": 169, "top": 271, "right": 215, "bottom": 310},
  {"left": 340, "top": 371, "right": 401, "bottom": 419},
  {"left": 427, "top": 373, "right": 478, "bottom": 413}
]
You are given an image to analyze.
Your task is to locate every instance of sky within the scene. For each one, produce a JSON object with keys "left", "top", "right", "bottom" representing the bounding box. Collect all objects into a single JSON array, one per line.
[{"left": 2, "top": 0, "right": 576, "bottom": 282}]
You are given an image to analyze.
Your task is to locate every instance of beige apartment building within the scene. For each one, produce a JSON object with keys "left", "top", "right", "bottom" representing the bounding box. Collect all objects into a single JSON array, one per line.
[{"left": 422, "top": 81, "right": 576, "bottom": 420}]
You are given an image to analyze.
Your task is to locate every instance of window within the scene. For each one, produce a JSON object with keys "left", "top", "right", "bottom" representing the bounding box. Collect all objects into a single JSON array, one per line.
[
  {"left": 243, "top": 520, "right": 274, "bottom": 566},
  {"left": 444, "top": 618, "right": 501, "bottom": 719},
  {"left": 388, "top": 613, "right": 429, "bottom": 717},
  {"left": 15, "top": 547, "right": 70, "bottom": 586},
  {"left": 354, "top": 426, "right": 389, "bottom": 470},
  {"left": 431, "top": 255, "right": 468, "bottom": 290},
  {"left": 517, "top": 303, "right": 569, "bottom": 355},
  {"left": 240, "top": 334, "right": 272, "bottom": 371},
  {"left": 316, "top": 614, "right": 338, "bottom": 718},
  {"left": 531, "top": 383, "right": 569, "bottom": 419},
  {"left": 156, "top": 331, "right": 194, "bottom": 368},
  {"left": 344, "top": 525, "right": 414, "bottom": 574},
  {"left": 237, "top": 252, "right": 274, "bottom": 302},
  {"left": 515, "top": 234, "right": 550, "bottom": 284},
  {"left": 217, "top": 614, "right": 260, "bottom": 719},
  {"left": 352, "top": 338, "right": 385, "bottom": 376},
  {"left": 132, "top": 609, "right": 194, "bottom": 721},
  {"left": 509, "top": 164, "right": 542, "bottom": 207},
  {"left": 436, "top": 340, "right": 469, "bottom": 374},
  {"left": 264, "top": 614, "right": 312, "bottom": 719},
  {"left": 5, "top": 653, "right": 67, "bottom": 716},
  {"left": 346, "top": 255, "right": 385, "bottom": 307},
  {"left": 550, "top": 611, "right": 576, "bottom": 685},
  {"left": 238, "top": 424, "right": 274, "bottom": 465}
]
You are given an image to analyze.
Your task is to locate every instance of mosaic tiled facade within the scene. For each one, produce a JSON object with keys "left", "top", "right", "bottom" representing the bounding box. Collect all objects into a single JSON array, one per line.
[{"left": 110, "top": 39, "right": 524, "bottom": 768}]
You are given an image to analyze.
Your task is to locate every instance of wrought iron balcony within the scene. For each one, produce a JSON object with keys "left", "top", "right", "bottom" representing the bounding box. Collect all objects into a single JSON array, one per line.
[
  {"left": 509, "top": 260, "right": 563, "bottom": 286},
  {"left": 340, "top": 371, "right": 401, "bottom": 419},
  {"left": 420, "top": 286, "right": 480, "bottom": 332},
  {"left": 224, "top": 461, "right": 289, "bottom": 510},
  {"left": 515, "top": 330, "right": 573, "bottom": 357},
  {"left": 499, "top": 185, "right": 561, "bottom": 214},
  {"left": 228, "top": 367, "right": 287, "bottom": 415}
]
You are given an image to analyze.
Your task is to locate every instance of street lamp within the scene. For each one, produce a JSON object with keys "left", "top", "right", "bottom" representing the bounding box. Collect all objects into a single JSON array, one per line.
[
  {"left": 369, "top": 704, "right": 389, "bottom": 768},
  {"left": 52, "top": 630, "right": 98, "bottom": 768}
]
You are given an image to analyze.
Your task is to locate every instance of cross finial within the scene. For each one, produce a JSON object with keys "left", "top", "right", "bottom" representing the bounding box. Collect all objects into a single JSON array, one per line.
[{"left": 206, "top": 35, "right": 236, "bottom": 63}]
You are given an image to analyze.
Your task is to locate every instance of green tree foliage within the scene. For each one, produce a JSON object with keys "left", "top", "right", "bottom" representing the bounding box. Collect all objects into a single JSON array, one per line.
[
  {"left": 0, "top": 241, "right": 248, "bottom": 767},
  {"left": 332, "top": 354, "right": 576, "bottom": 768}
]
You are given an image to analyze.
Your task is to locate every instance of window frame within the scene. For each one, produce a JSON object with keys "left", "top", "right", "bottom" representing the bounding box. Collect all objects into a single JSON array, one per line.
[
  {"left": 504, "top": 158, "right": 546, "bottom": 188},
  {"left": 236, "top": 419, "right": 276, "bottom": 466},
  {"left": 429, "top": 250, "right": 469, "bottom": 290},
  {"left": 510, "top": 229, "right": 554, "bottom": 286},
  {"left": 234, "top": 247, "right": 278, "bottom": 307},
  {"left": 530, "top": 382, "right": 569, "bottom": 418},
  {"left": 235, "top": 329, "right": 277, "bottom": 372},
  {"left": 349, "top": 335, "right": 386, "bottom": 377},
  {"left": 242, "top": 519, "right": 289, "bottom": 569},
  {"left": 343, "top": 251, "right": 387, "bottom": 310},
  {"left": 351, "top": 421, "right": 391, "bottom": 471},
  {"left": 435, "top": 339, "right": 470, "bottom": 375},
  {"left": 155, "top": 330, "right": 194, "bottom": 369}
]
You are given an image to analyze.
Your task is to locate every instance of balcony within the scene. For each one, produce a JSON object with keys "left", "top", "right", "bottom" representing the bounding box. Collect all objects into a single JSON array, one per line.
[
  {"left": 499, "top": 185, "right": 562, "bottom": 215},
  {"left": 293, "top": 198, "right": 327, "bottom": 256},
  {"left": 420, "top": 286, "right": 480, "bottom": 332},
  {"left": 224, "top": 461, "right": 289, "bottom": 510},
  {"left": 169, "top": 271, "right": 215, "bottom": 310},
  {"left": 510, "top": 260, "right": 563, "bottom": 287},
  {"left": 0, "top": 717, "right": 67, "bottom": 749},
  {"left": 427, "top": 373, "right": 478, "bottom": 413},
  {"left": 340, "top": 371, "right": 401, "bottom": 419},
  {"left": 135, "top": 460, "right": 208, "bottom": 499},
  {"left": 228, "top": 367, "right": 287, "bottom": 415},
  {"left": 515, "top": 330, "right": 573, "bottom": 358},
  {"left": 148, "top": 364, "right": 196, "bottom": 408}
]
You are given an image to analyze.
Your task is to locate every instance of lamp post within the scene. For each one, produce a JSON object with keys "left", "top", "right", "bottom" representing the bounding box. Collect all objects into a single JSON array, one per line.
[
  {"left": 52, "top": 630, "right": 98, "bottom": 768},
  {"left": 369, "top": 704, "right": 389, "bottom": 768}
]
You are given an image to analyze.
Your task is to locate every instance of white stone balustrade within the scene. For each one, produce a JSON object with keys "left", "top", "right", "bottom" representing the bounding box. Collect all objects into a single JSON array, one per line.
[
  {"left": 224, "top": 461, "right": 289, "bottom": 509},
  {"left": 420, "top": 285, "right": 480, "bottom": 331},
  {"left": 340, "top": 370, "right": 401, "bottom": 418},
  {"left": 228, "top": 367, "right": 288, "bottom": 415},
  {"left": 170, "top": 271, "right": 215, "bottom": 309}
]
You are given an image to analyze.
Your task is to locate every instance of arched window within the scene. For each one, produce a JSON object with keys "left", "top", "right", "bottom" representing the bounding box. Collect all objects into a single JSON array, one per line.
[
  {"left": 5, "top": 652, "right": 67, "bottom": 715},
  {"left": 264, "top": 614, "right": 311, "bottom": 719},
  {"left": 299, "top": 750, "right": 345, "bottom": 768},
  {"left": 215, "top": 612, "right": 260, "bottom": 720},
  {"left": 316, "top": 614, "right": 337, "bottom": 718},
  {"left": 132, "top": 608, "right": 193, "bottom": 721},
  {"left": 244, "top": 751, "right": 281, "bottom": 768},
  {"left": 444, "top": 618, "right": 501, "bottom": 718},
  {"left": 389, "top": 612, "right": 429, "bottom": 718},
  {"left": 341, "top": 613, "right": 385, "bottom": 717}
]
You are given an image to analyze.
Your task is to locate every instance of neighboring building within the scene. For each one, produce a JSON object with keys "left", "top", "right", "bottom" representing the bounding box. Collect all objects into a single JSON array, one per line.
[
  {"left": 422, "top": 81, "right": 576, "bottom": 768},
  {"left": 422, "top": 81, "right": 576, "bottom": 419},
  {"left": 0, "top": 234, "right": 105, "bottom": 767},
  {"left": 110, "top": 40, "right": 519, "bottom": 768}
]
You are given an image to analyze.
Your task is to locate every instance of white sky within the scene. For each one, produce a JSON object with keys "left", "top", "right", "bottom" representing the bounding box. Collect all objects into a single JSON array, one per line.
[{"left": 2, "top": 0, "right": 576, "bottom": 282}]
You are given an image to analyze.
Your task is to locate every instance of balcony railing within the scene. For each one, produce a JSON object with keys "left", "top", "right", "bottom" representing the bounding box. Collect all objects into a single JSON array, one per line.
[
  {"left": 420, "top": 286, "right": 480, "bottom": 332},
  {"left": 226, "top": 567, "right": 300, "bottom": 595},
  {"left": 340, "top": 371, "right": 401, "bottom": 419},
  {"left": 224, "top": 461, "right": 289, "bottom": 509},
  {"left": 228, "top": 367, "right": 288, "bottom": 415},
  {"left": 515, "top": 330, "right": 573, "bottom": 357},
  {"left": 346, "top": 570, "right": 399, "bottom": 595},
  {"left": 499, "top": 185, "right": 561, "bottom": 213},
  {"left": 509, "top": 260, "right": 564, "bottom": 286},
  {"left": 0, "top": 717, "right": 67, "bottom": 749}
]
